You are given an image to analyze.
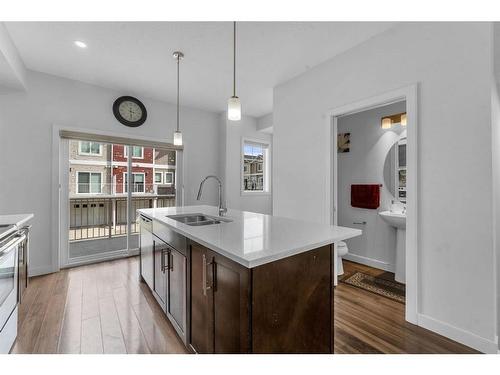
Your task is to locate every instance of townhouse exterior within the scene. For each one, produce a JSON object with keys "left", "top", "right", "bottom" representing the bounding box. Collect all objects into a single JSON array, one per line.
[{"left": 68, "top": 140, "right": 176, "bottom": 231}]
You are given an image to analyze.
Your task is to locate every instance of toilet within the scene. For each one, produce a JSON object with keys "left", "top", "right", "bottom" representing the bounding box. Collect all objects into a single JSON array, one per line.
[{"left": 337, "top": 241, "right": 348, "bottom": 275}]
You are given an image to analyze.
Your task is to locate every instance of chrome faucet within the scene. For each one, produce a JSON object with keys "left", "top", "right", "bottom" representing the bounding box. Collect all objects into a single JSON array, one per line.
[{"left": 196, "top": 175, "right": 227, "bottom": 217}]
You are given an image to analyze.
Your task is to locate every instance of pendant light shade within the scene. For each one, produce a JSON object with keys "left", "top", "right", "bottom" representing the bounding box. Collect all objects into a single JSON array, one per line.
[
  {"left": 173, "top": 130, "right": 183, "bottom": 146},
  {"left": 228, "top": 96, "right": 241, "bottom": 121},
  {"left": 228, "top": 21, "right": 241, "bottom": 121},
  {"left": 173, "top": 51, "right": 184, "bottom": 145}
]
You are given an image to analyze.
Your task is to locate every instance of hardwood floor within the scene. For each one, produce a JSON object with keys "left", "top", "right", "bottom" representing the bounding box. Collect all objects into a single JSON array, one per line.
[
  {"left": 11, "top": 256, "right": 187, "bottom": 354},
  {"left": 11, "top": 257, "right": 478, "bottom": 354},
  {"left": 334, "top": 261, "right": 478, "bottom": 354}
]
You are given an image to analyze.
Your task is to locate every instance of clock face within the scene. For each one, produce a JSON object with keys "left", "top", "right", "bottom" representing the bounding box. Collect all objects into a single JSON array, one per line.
[
  {"left": 119, "top": 101, "right": 142, "bottom": 122},
  {"left": 113, "top": 96, "right": 147, "bottom": 127}
]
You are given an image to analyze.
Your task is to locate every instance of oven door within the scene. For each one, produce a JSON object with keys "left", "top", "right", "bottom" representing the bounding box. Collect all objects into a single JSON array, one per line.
[{"left": 0, "top": 234, "right": 22, "bottom": 332}]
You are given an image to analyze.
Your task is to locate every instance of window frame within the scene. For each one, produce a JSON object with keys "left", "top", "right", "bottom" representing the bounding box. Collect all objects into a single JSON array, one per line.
[
  {"left": 241, "top": 138, "right": 271, "bottom": 196},
  {"left": 78, "top": 141, "right": 102, "bottom": 156},
  {"left": 154, "top": 172, "right": 163, "bottom": 184},
  {"left": 164, "top": 172, "right": 174, "bottom": 185},
  {"left": 124, "top": 172, "right": 146, "bottom": 194},
  {"left": 76, "top": 171, "right": 103, "bottom": 194},
  {"left": 124, "top": 145, "right": 144, "bottom": 159}
]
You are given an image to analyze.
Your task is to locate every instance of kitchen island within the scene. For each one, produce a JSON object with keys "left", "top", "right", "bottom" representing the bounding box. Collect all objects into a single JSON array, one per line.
[{"left": 137, "top": 205, "right": 361, "bottom": 354}]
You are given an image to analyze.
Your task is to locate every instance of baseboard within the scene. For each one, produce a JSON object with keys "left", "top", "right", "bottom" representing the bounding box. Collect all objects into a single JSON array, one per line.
[
  {"left": 29, "top": 264, "right": 58, "bottom": 277},
  {"left": 418, "top": 313, "right": 498, "bottom": 353},
  {"left": 343, "top": 253, "right": 395, "bottom": 273}
]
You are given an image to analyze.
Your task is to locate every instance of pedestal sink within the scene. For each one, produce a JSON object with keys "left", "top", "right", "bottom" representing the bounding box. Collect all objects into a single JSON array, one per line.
[{"left": 378, "top": 211, "right": 406, "bottom": 283}]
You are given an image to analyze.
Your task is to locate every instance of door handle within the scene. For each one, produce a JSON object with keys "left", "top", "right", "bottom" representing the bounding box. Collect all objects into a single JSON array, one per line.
[{"left": 202, "top": 254, "right": 213, "bottom": 296}]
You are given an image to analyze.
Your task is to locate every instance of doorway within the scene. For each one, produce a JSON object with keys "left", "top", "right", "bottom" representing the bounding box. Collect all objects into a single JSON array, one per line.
[{"left": 328, "top": 84, "right": 418, "bottom": 324}]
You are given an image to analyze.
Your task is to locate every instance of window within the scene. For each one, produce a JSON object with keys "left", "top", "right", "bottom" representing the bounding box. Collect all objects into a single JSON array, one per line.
[
  {"left": 242, "top": 140, "right": 270, "bottom": 194},
  {"left": 79, "top": 141, "right": 102, "bottom": 156},
  {"left": 124, "top": 173, "right": 145, "bottom": 193},
  {"left": 77, "top": 172, "right": 102, "bottom": 194},
  {"left": 124, "top": 146, "right": 144, "bottom": 159},
  {"left": 155, "top": 172, "right": 163, "bottom": 184},
  {"left": 164, "top": 172, "right": 174, "bottom": 185}
]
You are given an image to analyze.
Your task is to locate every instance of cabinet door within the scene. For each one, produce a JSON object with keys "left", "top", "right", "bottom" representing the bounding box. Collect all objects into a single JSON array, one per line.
[
  {"left": 212, "top": 253, "right": 250, "bottom": 353},
  {"left": 189, "top": 243, "right": 213, "bottom": 353},
  {"left": 153, "top": 238, "right": 168, "bottom": 309},
  {"left": 167, "top": 248, "right": 186, "bottom": 335},
  {"left": 140, "top": 226, "right": 154, "bottom": 290}
]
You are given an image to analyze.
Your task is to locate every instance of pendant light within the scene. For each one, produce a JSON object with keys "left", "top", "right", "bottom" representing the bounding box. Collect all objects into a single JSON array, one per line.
[
  {"left": 227, "top": 21, "right": 241, "bottom": 121},
  {"left": 173, "top": 51, "right": 184, "bottom": 146}
]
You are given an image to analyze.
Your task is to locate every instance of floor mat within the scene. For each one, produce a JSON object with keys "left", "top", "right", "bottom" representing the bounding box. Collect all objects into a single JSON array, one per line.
[{"left": 340, "top": 271, "right": 405, "bottom": 303}]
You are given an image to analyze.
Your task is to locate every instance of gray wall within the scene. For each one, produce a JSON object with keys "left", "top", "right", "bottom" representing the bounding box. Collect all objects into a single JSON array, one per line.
[
  {"left": 0, "top": 70, "right": 221, "bottom": 276},
  {"left": 338, "top": 101, "right": 406, "bottom": 271},
  {"left": 220, "top": 113, "right": 273, "bottom": 214},
  {"left": 273, "top": 23, "right": 496, "bottom": 352},
  {"left": 491, "top": 81, "right": 500, "bottom": 350}
]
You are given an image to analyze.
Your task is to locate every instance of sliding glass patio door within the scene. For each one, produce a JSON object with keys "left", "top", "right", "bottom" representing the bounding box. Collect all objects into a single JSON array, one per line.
[{"left": 61, "top": 137, "right": 179, "bottom": 267}]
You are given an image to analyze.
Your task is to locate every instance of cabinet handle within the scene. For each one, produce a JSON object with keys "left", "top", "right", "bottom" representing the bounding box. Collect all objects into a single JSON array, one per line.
[
  {"left": 202, "top": 254, "right": 212, "bottom": 296},
  {"left": 162, "top": 249, "right": 170, "bottom": 273},
  {"left": 170, "top": 252, "right": 174, "bottom": 271},
  {"left": 160, "top": 247, "right": 165, "bottom": 272}
]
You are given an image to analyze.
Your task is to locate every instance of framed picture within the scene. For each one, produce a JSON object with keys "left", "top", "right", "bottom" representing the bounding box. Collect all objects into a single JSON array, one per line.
[{"left": 338, "top": 132, "right": 351, "bottom": 153}]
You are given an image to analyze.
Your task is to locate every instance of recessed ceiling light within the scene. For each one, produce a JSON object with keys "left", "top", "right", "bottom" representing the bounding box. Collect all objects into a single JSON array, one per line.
[{"left": 74, "top": 40, "right": 87, "bottom": 49}]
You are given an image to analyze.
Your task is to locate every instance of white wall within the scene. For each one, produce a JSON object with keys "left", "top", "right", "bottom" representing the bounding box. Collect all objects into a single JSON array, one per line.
[
  {"left": 0, "top": 23, "right": 26, "bottom": 92},
  {"left": 338, "top": 101, "right": 406, "bottom": 271},
  {"left": 492, "top": 81, "right": 500, "bottom": 349},
  {"left": 0, "top": 70, "right": 221, "bottom": 276},
  {"left": 220, "top": 114, "right": 273, "bottom": 214},
  {"left": 273, "top": 23, "right": 497, "bottom": 352},
  {"left": 257, "top": 112, "right": 273, "bottom": 133}
]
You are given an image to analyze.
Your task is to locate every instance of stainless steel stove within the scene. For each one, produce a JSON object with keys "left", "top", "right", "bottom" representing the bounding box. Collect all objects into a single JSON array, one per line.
[{"left": 0, "top": 225, "right": 26, "bottom": 353}]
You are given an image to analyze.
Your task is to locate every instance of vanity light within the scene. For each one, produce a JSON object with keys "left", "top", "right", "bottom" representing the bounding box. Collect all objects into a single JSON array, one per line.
[
  {"left": 173, "top": 51, "right": 184, "bottom": 146},
  {"left": 227, "top": 21, "right": 241, "bottom": 121},
  {"left": 74, "top": 40, "right": 87, "bottom": 48},
  {"left": 401, "top": 113, "right": 407, "bottom": 126},
  {"left": 381, "top": 117, "right": 392, "bottom": 129},
  {"left": 381, "top": 112, "right": 407, "bottom": 129}
]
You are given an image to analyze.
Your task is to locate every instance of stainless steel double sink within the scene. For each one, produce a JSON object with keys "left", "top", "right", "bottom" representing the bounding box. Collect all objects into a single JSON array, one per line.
[{"left": 167, "top": 213, "right": 233, "bottom": 226}]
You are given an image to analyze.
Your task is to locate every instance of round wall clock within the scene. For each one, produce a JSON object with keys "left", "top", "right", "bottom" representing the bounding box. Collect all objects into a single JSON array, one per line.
[{"left": 113, "top": 96, "right": 147, "bottom": 127}]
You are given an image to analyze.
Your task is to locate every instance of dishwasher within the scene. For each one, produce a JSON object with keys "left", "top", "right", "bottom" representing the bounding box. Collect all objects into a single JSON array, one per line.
[
  {"left": 152, "top": 224, "right": 188, "bottom": 345},
  {"left": 139, "top": 215, "right": 154, "bottom": 290}
]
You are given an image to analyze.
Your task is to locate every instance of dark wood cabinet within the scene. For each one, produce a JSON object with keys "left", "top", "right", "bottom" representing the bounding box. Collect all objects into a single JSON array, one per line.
[
  {"left": 189, "top": 243, "right": 213, "bottom": 353},
  {"left": 212, "top": 251, "right": 250, "bottom": 353},
  {"left": 153, "top": 236, "right": 168, "bottom": 309},
  {"left": 166, "top": 246, "right": 187, "bottom": 338},
  {"left": 251, "top": 245, "right": 331, "bottom": 353},
  {"left": 189, "top": 243, "right": 250, "bottom": 353},
  {"left": 151, "top": 233, "right": 188, "bottom": 345},
  {"left": 189, "top": 242, "right": 332, "bottom": 353}
]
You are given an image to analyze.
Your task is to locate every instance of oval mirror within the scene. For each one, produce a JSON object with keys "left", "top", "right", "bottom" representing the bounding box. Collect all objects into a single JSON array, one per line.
[{"left": 383, "top": 136, "right": 407, "bottom": 200}]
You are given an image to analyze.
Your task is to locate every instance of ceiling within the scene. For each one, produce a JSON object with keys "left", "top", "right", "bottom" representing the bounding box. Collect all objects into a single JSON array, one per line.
[{"left": 5, "top": 22, "right": 394, "bottom": 117}]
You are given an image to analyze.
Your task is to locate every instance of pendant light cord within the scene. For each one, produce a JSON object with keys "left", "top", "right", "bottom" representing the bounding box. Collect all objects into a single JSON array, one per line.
[
  {"left": 233, "top": 21, "right": 236, "bottom": 97},
  {"left": 176, "top": 54, "right": 180, "bottom": 132}
]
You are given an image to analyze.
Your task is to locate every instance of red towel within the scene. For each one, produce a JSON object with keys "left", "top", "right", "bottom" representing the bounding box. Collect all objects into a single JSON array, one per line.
[{"left": 351, "top": 184, "right": 380, "bottom": 209}]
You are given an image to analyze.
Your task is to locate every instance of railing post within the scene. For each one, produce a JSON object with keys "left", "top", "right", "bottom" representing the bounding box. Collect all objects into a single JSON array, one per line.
[{"left": 108, "top": 198, "right": 112, "bottom": 239}]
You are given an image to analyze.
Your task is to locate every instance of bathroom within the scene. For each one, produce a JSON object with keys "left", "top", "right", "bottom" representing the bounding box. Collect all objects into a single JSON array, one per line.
[{"left": 335, "top": 101, "right": 407, "bottom": 302}]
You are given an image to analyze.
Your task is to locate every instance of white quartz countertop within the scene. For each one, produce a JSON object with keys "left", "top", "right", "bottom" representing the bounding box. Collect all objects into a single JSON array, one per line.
[
  {"left": 0, "top": 213, "right": 34, "bottom": 228},
  {"left": 137, "top": 205, "right": 361, "bottom": 268}
]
